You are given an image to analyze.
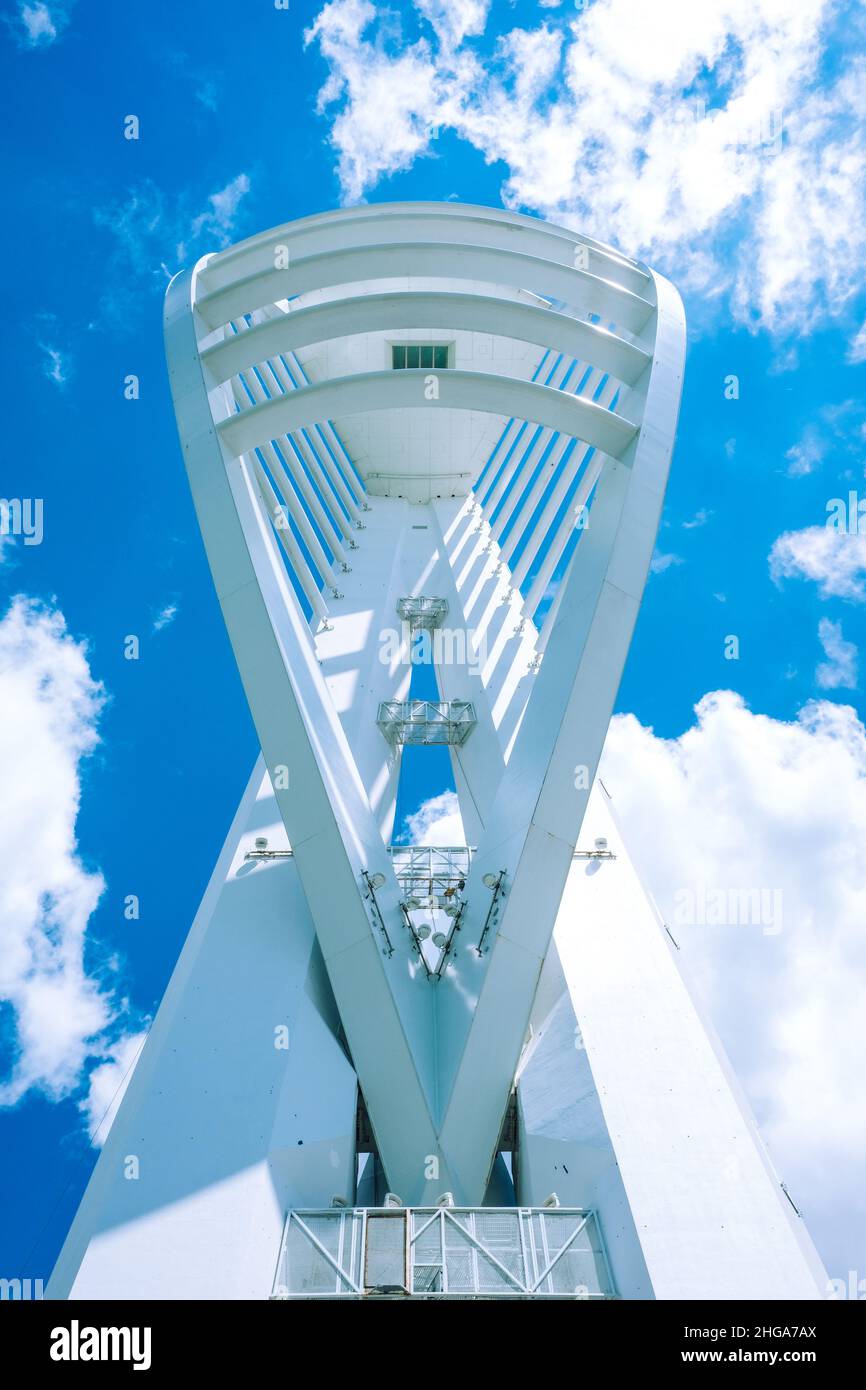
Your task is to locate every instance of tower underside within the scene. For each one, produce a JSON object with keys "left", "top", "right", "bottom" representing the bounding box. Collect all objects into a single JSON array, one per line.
[{"left": 48, "top": 203, "right": 827, "bottom": 1300}]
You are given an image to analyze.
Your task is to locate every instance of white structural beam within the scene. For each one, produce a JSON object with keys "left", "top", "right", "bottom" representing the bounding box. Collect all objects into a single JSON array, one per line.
[
  {"left": 47, "top": 762, "right": 358, "bottom": 1300},
  {"left": 523, "top": 783, "right": 828, "bottom": 1300},
  {"left": 165, "top": 265, "right": 452, "bottom": 1201},
  {"left": 202, "top": 291, "right": 650, "bottom": 387},
  {"left": 219, "top": 368, "right": 638, "bottom": 464},
  {"left": 198, "top": 202, "right": 651, "bottom": 299},
  {"left": 196, "top": 241, "right": 655, "bottom": 334},
  {"left": 436, "top": 270, "right": 686, "bottom": 1200}
]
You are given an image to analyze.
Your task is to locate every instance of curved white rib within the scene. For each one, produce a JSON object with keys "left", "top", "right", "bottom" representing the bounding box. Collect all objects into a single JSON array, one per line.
[
  {"left": 201, "top": 291, "right": 650, "bottom": 387},
  {"left": 219, "top": 368, "right": 638, "bottom": 463},
  {"left": 196, "top": 241, "right": 656, "bottom": 334},
  {"left": 199, "top": 202, "right": 652, "bottom": 299}
]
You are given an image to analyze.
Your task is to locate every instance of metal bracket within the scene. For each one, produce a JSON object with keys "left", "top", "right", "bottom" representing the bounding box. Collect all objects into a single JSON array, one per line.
[
  {"left": 362, "top": 871, "right": 395, "bottom": 957},
  {"left": 476, "top": 871, "right": 507, "bottom": 955}
]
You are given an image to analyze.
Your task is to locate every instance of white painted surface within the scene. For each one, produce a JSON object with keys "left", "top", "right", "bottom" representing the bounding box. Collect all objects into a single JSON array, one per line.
[
  {"left": 538, "top": 782, "right": 828, "bottom": 1300},
  {"left": 48, "top": 762, "right": 357, "bottom": 1300}
]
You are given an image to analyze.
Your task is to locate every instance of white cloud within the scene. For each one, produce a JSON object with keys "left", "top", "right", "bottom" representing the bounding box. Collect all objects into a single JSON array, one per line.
[
  {"left": 305, "top": 1, "right": 441, "bottom": 203},
  {"left": 600, "top": 692, "right": 866, "bottom": 1274},
  {"left": 196, "top": 79, "right": 217, "bottom": 113},
  {"left": 10, "top": 2, "right": 71, "bottom": 49},
  {"left": 415, "top": 0, "right": 490, "bottom": 49},
  {"left": 681, "top": 508, "right": 712, "bottom": 529},
  {"left": 94, "top": 173, "right": 252, "bottom": 326},
  {"left": 400, "top": 789, "right": 465, "bottom": 844},
  {"left": 785, "top": 426, "right": 825, "bottom": 477},
  {"left": 306, "top": 0, "right": 866, "bottom": 336},
  {"left": 40, "top": 342, "right": 70, "bottom": 388},
  {"left": 770, "top": 525, "right": 866, "bottom": 601},
  {"left": 189, "top": 173, "right": 251, "bottom": 244},
  {"left": 848, "top": 319, "right": 866, "bottom": 363},
  {"left": 152, "top": 602, "right": 178, "bottom": 633},
  {"left": 816, "top": 617, "right": 858, "bottom": 689},
  {"left": 80, "top": 1029, "right": 148, "bottom": 1145},
  {"left": 650, "top": 548, "right": 683, "bottom": 574},
  {"left": 783, "top": 399, "right": 866, "bottom": 478},
  {"left": 0, "top": 598, "right": 132, "bottom": 1108}
]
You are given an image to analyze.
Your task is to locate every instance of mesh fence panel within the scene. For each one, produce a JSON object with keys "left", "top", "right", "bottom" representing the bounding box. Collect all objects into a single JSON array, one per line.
[
  {"left": 364, "top": 1213, "right": 407, "bottom": 1290},
  {"left": 276, "top": 1209, "right": 612, "bottom": 1297},
  {"left": 286, "top": 1221, "right": 341, "bottom": 1294}
]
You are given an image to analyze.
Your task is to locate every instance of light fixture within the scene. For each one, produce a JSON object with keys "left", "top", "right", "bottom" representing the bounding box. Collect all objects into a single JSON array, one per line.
[
  {"left": 594, "top": 837, "right": 608, "bottom": 852},
  {"left": 432, "top": 931, "right": 448, "bottom": 949},
  {"left": 542, "top": 1192, "right": 560, "bottom": 1209},
  {"left": 255, "top": 837, "right": 268, "bottom": 850},
  {"left": 436, "top": 1192, "right": 455, "bottom": 1207},
  {"left": 384, "top": 1192, "right": 403, "bottom": 1208},
  {"left": 330, "top": 1195, "right": 348, "bottom": 1208},
  {"left": 415, "top": 924, "right": 431, "bottom": 941},
  {"left": 405, "top": 897, "right": 422, "bottom": 910},
  {"left": 369, "top": 872, "right": 386, "bottom": 890},
  {"left": 444, "top": 903, "right": 460, "bottom": 918},
  {"left": 483, "top": 873, "right": 499, "bottom": 889}
]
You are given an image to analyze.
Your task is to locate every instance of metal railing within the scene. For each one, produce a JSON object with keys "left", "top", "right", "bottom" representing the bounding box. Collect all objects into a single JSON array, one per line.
[
  {"left": 271, "top": 1206, "right": 615, "bottom": 1299},
  {"left": 388, "top": 844, "right": 473, "bottom": 894},
  {"left": 396, "top": 595, "right": 449, "bottom": 629},
  {"left": 377, "top": 699, "right": 477, "bottom": 746}
]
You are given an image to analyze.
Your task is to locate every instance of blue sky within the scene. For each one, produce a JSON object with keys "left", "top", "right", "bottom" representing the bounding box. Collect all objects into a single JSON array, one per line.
[{"left": 2, "top": 0, "right": 866, "bottom": 1290}]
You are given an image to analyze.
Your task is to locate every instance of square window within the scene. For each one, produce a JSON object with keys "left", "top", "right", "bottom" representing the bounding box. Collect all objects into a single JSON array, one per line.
[
  {"left": 434, "top": 346, "right": 449, "bottom": 369},
  {"left": 392, "top": 345, "right": 406, "bottom": 369},
  {"left": 420, "top": 346, "right": 434, "bottom": 368},
  {"left": 406, "top": 345, "right": 420, "bottom": 369}
]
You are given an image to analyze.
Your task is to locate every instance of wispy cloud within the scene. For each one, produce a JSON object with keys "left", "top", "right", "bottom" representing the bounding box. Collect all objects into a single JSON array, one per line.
[
  {"left": 650, "top": 548, "right": 684, "bottom": 575},
  {"left": 816, "top": 617, "right": 858, "bottom": 689},
  {"left": 39, "top": 342, "right": 71, "bottom": 388},
  {"left": 847, "top": 319, "right": 866, "bottom": 363},
  {"left": 152, "top": 602, "right": 178, "bottom": 633},
  {"left": 79, "top": 1029, "right": 149, "bottom": 1145},
  {"left": 785, "top": 426, "right": 826, "bottom": 477},
  {"left": 682, "top": 508, "right": 712, "bottom": 530},
  {"left": 196, "top": 78, "right": 218, "bottom": 113},
  {"left": 783, "top": 399, "right": 866, "bottom": 478},
  {"left": 93, "top": 172, "right": 252, "bottom": 328},
  {"left": 8, "top": 1, "right": 72, "bottom": 49},
  {"left": 188, "top": 173, "right": 251, "bottom": 248},
  {"left": 163, "top": 51, "right": 221, "bottom": 115}
]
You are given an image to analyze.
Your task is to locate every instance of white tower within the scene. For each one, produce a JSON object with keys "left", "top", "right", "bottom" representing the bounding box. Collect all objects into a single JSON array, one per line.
[{"left": 49, "top": 203, "right": 827, "bottom": 1301}]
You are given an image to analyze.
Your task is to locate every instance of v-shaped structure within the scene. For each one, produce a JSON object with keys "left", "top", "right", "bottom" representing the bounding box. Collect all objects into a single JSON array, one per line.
[{"left": 48, "top": 203, "right": 827, "bottom": 1301}]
